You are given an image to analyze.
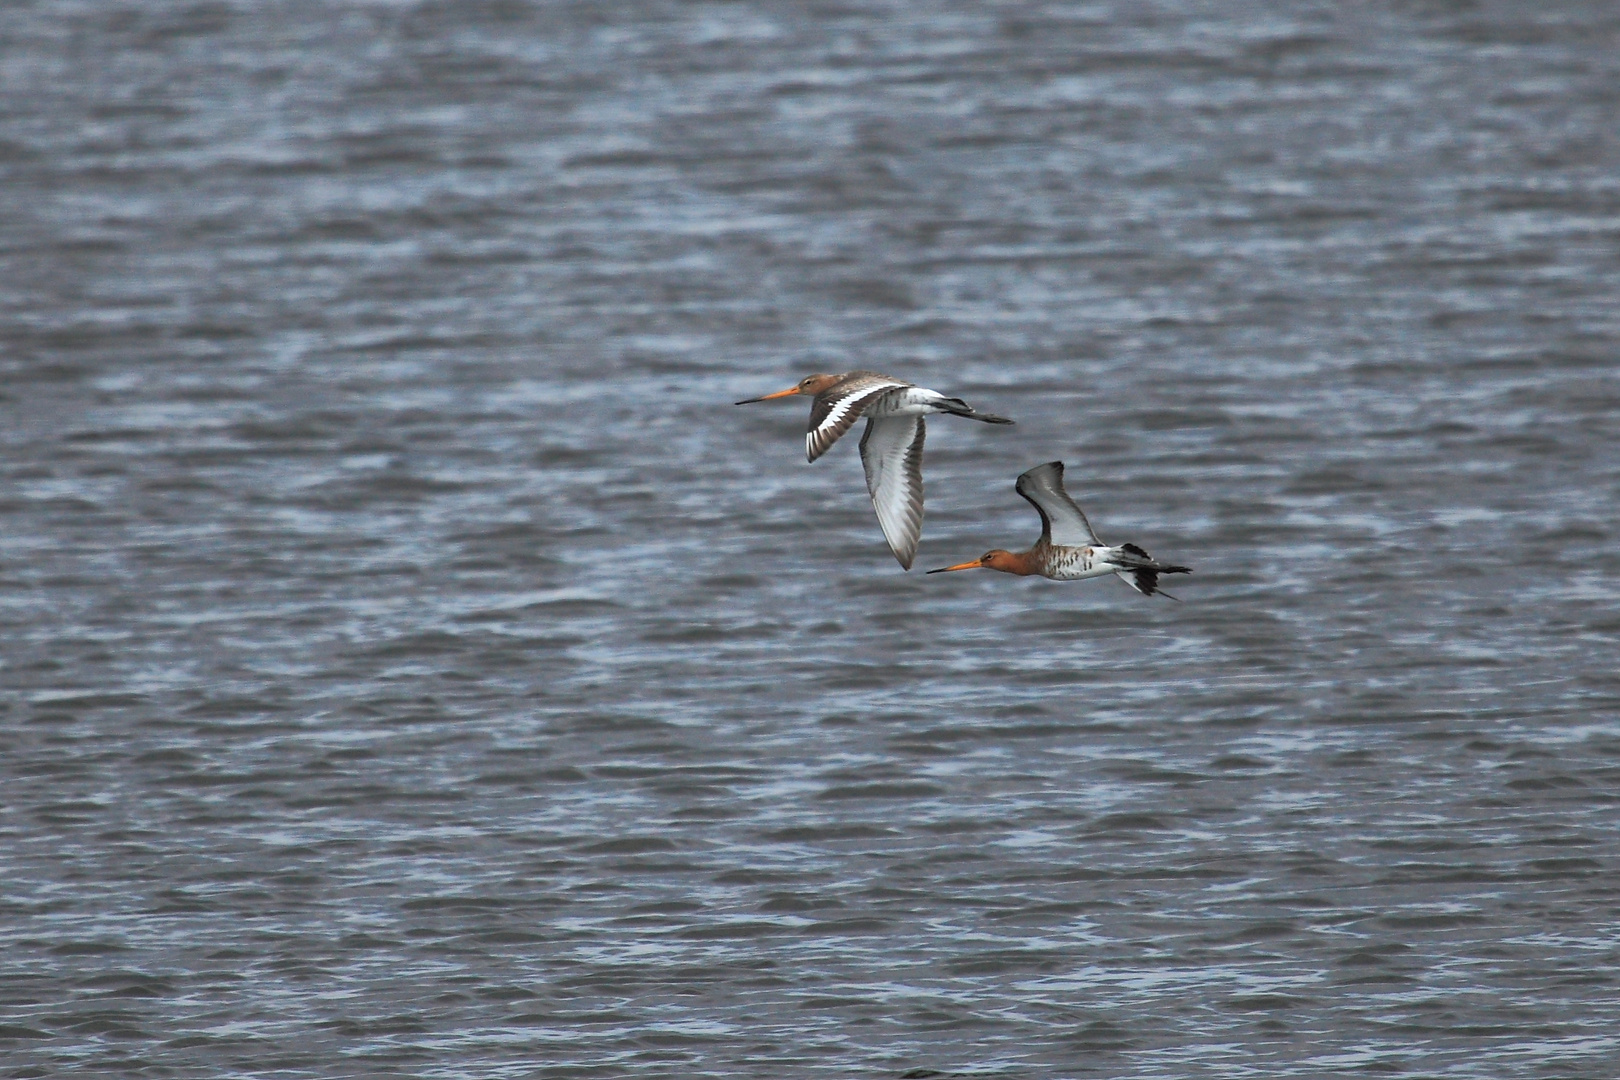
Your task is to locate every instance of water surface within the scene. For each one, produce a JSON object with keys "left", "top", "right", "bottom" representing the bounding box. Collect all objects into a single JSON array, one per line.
[{"left": 3, "top": 1, "right": 1618, "bottom": 1076}]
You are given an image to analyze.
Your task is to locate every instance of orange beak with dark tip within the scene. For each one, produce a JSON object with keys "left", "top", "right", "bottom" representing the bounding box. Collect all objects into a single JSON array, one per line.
[
  {"left": 925, "top": 559, "right": 986, "bottom": 574},
  {"left": 734, "top": 386, "right": 803, "bottom": 405}
]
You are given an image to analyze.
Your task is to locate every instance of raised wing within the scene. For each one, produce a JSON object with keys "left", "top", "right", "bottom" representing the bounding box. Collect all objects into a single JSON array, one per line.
[
  {"left": 805, "top": 375, "right": 910, "bottom": 462},
  {"left": 1014, "top": 461, "right": 1100, "bottom": 547},
  {"left": 859, "top": 415, "right": 926, "bottom": 569}
]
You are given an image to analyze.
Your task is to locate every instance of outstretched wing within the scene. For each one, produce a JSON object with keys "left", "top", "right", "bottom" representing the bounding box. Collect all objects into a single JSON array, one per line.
[
  {"left": 806, "top": 375, "right": 910, "bottom": 462},
  {"left": 859, "top": 415, "right": 926, "bottom": 569},
  {"left": 1014, "top": 461, "right": 1100, "bottom": 547}
]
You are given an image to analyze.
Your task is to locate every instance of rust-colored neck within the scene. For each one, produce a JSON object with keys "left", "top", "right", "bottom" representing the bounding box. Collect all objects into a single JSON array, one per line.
[{"left": 984, "top": 549, "right": 1040, "bottom": 576}]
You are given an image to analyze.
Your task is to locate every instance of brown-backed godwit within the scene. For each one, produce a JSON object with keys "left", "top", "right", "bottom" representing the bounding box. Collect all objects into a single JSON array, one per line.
[{"left": 736, "top": 371, "right": 1013, "bottom": 570}]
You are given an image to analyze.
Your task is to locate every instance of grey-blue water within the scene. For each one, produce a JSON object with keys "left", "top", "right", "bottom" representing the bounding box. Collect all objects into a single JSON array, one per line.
[{"left": 3, "top": 1, "right": 1618, "bottom": 1076}]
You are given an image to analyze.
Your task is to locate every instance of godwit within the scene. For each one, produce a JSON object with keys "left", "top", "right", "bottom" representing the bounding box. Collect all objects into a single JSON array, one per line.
[
  {"left": 927, "top": 461, "right": 1191, "bottom": 597},
  {"left": 735, "top": 371, "right": 1013, "bottom": 570}
]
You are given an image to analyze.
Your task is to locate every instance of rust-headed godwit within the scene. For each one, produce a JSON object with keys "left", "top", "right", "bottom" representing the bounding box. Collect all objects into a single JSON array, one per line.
[{"left": 927, "top": 461, "right": 1191, "bottom": 597}]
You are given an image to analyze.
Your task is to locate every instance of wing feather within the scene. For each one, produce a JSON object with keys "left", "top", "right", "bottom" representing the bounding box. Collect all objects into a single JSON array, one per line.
[
  {"left": 805, "top": 377, "right": 909, "bottom": 462},
  {"left": 1014, "top": 461, "right": 1100, "bottom": 547},
  {"left": 859, "top": 415, "right": 926, "bottom": 569}
]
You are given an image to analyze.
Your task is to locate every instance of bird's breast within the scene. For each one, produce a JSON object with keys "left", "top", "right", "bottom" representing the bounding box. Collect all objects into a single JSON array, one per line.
[{"left": 1039, "top": 545, "right": 1111, "bottom": 580}]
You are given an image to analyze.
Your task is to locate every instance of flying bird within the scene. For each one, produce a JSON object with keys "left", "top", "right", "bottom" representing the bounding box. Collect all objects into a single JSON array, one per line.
[
  {"left": 736, "top": 371, "right": 1014, "bottom": 569},
  {"left": 927, "top": 461, "right": 1191, "bottom": 597}
]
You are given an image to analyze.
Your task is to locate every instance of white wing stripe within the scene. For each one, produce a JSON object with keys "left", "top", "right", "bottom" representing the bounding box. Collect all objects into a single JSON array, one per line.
[
  {"left": 806, "top": 395, "right": 861, "bottom": 458},
  {"left": 806, "top": 381, "right": 907, "bottom": 460},
  {"left": 813, "top": 382, "right": 905, "bottom": 438},
  {"left": 815, "top": 392, "right": 863, "bottom": 433}
]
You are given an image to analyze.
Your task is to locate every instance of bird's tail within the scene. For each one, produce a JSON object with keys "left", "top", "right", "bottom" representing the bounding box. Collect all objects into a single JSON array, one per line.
[
  {"left": 936, "top": 396, "right": 1015, "bottom": 424},
  {"left": 1110, "top": 543, "right": 1191, "bottom": 599}
]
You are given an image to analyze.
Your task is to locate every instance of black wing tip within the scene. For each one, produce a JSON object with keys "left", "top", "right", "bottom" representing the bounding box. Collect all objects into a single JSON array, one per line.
[{"left": 1015, "top": 460, "right": 1065, "bottom": 490}]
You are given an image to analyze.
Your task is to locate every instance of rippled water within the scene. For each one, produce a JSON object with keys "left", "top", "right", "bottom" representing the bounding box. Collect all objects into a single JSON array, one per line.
[{"left": 4, "top": 1, "right": 1619, "bottom": 1076}]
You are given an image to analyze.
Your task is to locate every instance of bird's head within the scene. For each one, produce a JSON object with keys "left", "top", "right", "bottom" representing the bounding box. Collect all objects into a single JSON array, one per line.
[
  {"left": 735, "top": 374, "right": 840, "bottom": 404},
  {"left": 927, "top": 549, "right": 1029, "bottom": 575}
]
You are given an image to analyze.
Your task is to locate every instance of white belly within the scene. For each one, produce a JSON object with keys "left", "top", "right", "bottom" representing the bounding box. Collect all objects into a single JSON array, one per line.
[
  {"left": 1042, "top": 545, "right": 1115, "bottom": 581},
  {"left": 865, "top": 387, "right": 950, "bottom": 418}
]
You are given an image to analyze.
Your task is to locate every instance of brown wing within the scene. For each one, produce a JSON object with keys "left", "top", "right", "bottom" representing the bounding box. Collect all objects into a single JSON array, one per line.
[{"left": 805, "top": 373, "right": 911, "bottom": 462}]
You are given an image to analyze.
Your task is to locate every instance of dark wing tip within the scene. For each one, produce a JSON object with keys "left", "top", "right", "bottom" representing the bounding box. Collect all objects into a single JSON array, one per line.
[{"left": 1015, "top": 460, "right": 1064, "bottom": 492}]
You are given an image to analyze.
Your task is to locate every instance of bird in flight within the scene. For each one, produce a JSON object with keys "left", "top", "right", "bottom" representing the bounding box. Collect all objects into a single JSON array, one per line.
[
  {"left": 736, "top": 371, "right": 1013, "bottom": 569},
  {"left": 927, "top": 461, "right": 1191, "bottom": 597}
]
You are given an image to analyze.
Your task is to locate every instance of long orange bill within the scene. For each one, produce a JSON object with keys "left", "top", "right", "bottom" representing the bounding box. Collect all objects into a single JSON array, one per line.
[
  {"left": 734, "top": 386, "right": 801, "bottom": 404},
  {"left": 926, "top": 560, "right": 985, "bottom": 574}
]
